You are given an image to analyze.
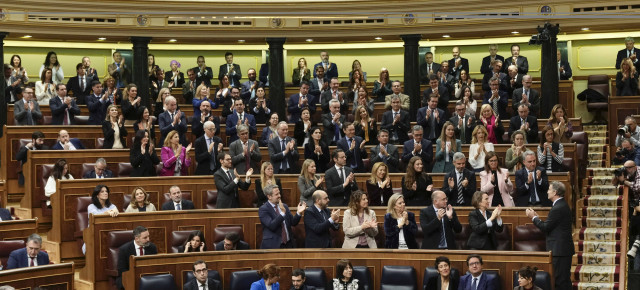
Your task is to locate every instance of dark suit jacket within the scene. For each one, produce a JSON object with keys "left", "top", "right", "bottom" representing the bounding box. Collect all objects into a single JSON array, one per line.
[
  {"left": 287, "top": 94, "right": 317, "bottom": 123},
  {"left": 402, "top": 139, "right": 433, "bottom": 166},
  {"left": 158, "top": 110, "right": 188, "bottom": 146},
  {"left": 505, "top": 73, "right": 524, "bottom": 98},
  {"left": 165, "top": 71, "right": 185, "bottom": 88},
  {"left": 259, "top": 63, "right": 269, "bottom": 85},
  {"left": 420, "top": 205, "right": 462, "bottom": 249},
  {"left": 482, "top": 71, "right": 508, "bottom": 92},
  {"left": 52, "top": 139, "right": 85, "bottom": 150},
  {"left": 213, "top": 168, "right": 250, "bottom": 208},
  {"left": 7, "top": 248, "right": 50, "bottom": 269},
  {"left": 83, "top": 169, "right": 114, "bottom": 179},
  {"left": 49, "top": 96, "right": 81, "bottom": 125},
  {"left": 240, "top": 79, "right": 264, "bottom": 103},
  {"left": 559, "top": 60, "right": 573, "bottom": 80},
  {"left": 193, "top": 66, "right": 214, "bottom": 87},
  {"left": 426, "top": 274, "right": 459, "bottom": 290},
  {"left": 448, "top": 57, "right": 470, "bottom": 79},
  {"left": 219, "top": 63, "right": 242, "bottom": 87},
  {"left": 304, "top": 141, "right": 330, "bottom": 173},
  {"left": 259, "top": 202, "right": 302, "bottom": 249},
  {"left": 321, "top": 113, "right": 346, "bottom": 145},
  {"left": 309, "top": 77, "right": 328, "bottom": 98},
  {"left": 503, "top": 55, "right": 529, "bottom": 74},
  {"left": 161, "top": 199, "right": 195, "bottom": 210},
  {"left": 512, "top": 87, "right": 540, "bottom": 116},
  {"left": 441, "top": 169, "right": 476, "bottom": 206},
  {"left": 102, "top": 120, "right": 128, "bottom": 149},
  {"left": 508, "top": 115, "right": 539, "bottom": 144},
  {"left": 194, "top": 135, "right": 223, "bottom": 175},
  {"left": 86, "top": 94, "right": 112, "bottom": 125},
  {"left": 117, "top": 241, "right": 158, "bottom": 288},
  {"left": 0, "top": 208, "right": 12, "bottom": 220},
  {"left": 304, "top": 206, "right": 340, "bottom": 248},
  {"left": 480, "top": 55, "right": 505, "bottom": 75},
  {"left": 482, "top": 90, "right": 509, "bottom": 119},
  {"left": 458, "top": 273, "right": 499, "bottom": 290},
  {"left": 324, "top": 166, "right": 358, "bottom": 206},
  {"left": 313, "top": 62, "right": 338, "bottom": 80},
  {"left": 416, "top": 107, "right": 446, "bottom": 141},
  {"left": 467, "top": 209, "right": 503, "bottom": 250},
  {"left": 420, "top": 62, "right": 442, "bottom": 84},
  {"left": 229, "top": 139, "right": 261, "bottom": 174},
  {"left": 515, "top": 166, "right": 551, "bottom": 206},
  {"left": 381, "top": 110, "right": 410, "bottom": 144},
  {"left": 66, "top": 75, "right": 92, "bottom": 105},
  {"left": 369, "top": 143, "right": 400, "bottom": 173},
  {"left": 320, "top": 90, "right": 349, "bottom": 114},
  {"left": 129, "top": 144, "right": 160, "bottom": 177},
  {"left": 421, "top": 85, "right": 450, "bottom": 112},
  {"left": 191, "top": 114, "right": 220, "bottom": 139},
  {"left": 449, "top": 114, "right": 475, "bottom": 144},
  {"left": 13, "top": 99, "right": 43, "bottom": 125},
  {"left": 616, "top": 47, "right": 640, "bottom": 71},
  {"left": 183, "top": 278, "right": 221, "bottom": 290},
  {"left": 533, "top": 198, "right": 575, "bottom": 257},
  {"left": 214, "top": 240, "right": 250, "bottom": 251},
  {"left": 268, "top": 136, "right": 300, "bottom": 174},
  {"left": 336, "top": 136, "right": 367, "bottom": 173},
  {"left": 226, "top": 113, "right": 257, "bottom": 143},
  {"left": 384, "top": 212, "right": 418, "bottom": 249},
  {"left": 16, "top": 145, "right": 50, "bottom": 165}
]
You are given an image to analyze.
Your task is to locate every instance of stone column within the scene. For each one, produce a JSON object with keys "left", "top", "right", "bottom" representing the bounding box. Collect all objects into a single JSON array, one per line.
[
  {"left": 539, "top": 24, "right": 560, "bottom": 119},
  {"left": 266, "top": 38, "right": 286, "bottom": 121},
  {"left": 0, "top": 32, "right": 8, "bottom": 137},
  {"left": 402, "top": 34, "right": 422, "bottom": 121},
  {"left": 130, "top": 37, "right": 152, "bottom": 109}
]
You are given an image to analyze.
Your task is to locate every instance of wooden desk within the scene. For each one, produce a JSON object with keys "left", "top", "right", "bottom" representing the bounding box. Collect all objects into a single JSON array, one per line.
[
  {"left": 0, "top": 262, "right": 74, "bottom": 289},
  {"left": 0, "top": 219, "right": 38, "bottom": 241},
  {"left": 82, "top": 208, "right": 550, "bottom": 289}
]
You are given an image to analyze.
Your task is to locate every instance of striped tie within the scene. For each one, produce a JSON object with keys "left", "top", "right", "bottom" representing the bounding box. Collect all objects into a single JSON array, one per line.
[{"left": 457, "top": 173, "right": 464, "bottom": 205}]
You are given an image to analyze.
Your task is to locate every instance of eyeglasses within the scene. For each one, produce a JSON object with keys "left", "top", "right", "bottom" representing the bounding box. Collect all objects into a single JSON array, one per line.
[{"left": 194, "top": 269, "right": 208, "bottom": 274}]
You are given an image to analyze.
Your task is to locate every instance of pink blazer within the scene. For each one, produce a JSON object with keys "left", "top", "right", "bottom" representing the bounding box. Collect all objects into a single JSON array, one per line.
[
  {"left": 160, "top": 146, "right": 191, "bottom": 176},
  {"left": 479, "top": 168, "right": 515, "bottom": 207}
]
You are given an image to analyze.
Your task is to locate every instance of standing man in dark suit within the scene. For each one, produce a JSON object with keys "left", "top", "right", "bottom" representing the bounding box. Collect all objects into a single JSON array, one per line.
[
  {"left": 313, "top": 51, "right": 338, "bottom": 80},
  {"left": 321, "top": 78, "right": 348, "bottom": 114},
  {"left": 381, "top": 96, "right": 410, "bottom": 145},
  {"left": 191, "top": 100, "right": 220, "bottom": 139},
  {"left": 16, "top": 131, "right": 48, "bottom": 185},
  {"left": 458, "top": 255, "right": 500, "bottom": 290},
  {"left": 504, "top": 64, "right": 524, "bottom": 99},
  {"left": 86, "top": 81, "right": 112, "bottom": 125},
  {"left": 161, "top": 185, "right": 195, "bottom": 210},
  {"left": 259, "top": 184, "right": 306, "bottom": 249},
  {"left": 322, "top": 99, "right": 346, "bottom": 146},
  {"left": 6, "top": 233, "right": 49, "bottom": 269},
  {"left": 325, "top": 149, "right": 358, "bottom": 206},
  {"left": 557, "top": 49, "right": 573, "bottom": 80},
  {"left": 417, "top": 94, "right": 446, "bottom": 143},
  {"left": 304, "top": 190, "right": 340, "bottom": 248},
  {"left": 336, "top": 122, "right": 367, "bottom": 173},
  {"left": 402, "top": 125, "right": 434, "bottom": 168},
  {"left": 482, "top": 77, "right": 509, "bottom": 119},
  {"left": 442, "top": 153, "right": 476, "bottom": 206},
  {"left": 83, "top": 158, "right": 113, "bottom": 179},
  {"left": 13, "top": 87, "right": 42, "bottom": 125},
  {"left": 515, "top": 151, "right": 550, "bottom": 206},
  {"left": 66, "top": 63, "right": 92, "bottom": 104},
  {"left": 422, "top": 74, "right": 449, "bottom": 113},
  {"left": 448, "top": 46, "right": 469, "bottom": 81},
  {"left": 482, "top": 59, "right": 507, "bottom": 92},
  {"left": 193, "top": 56, "right": 214, "bottom": 87},
  {"left": 213, "top": 152, "right": 252, "bottom": 209},
  {"left": 240, "top": 68, "right": 263, "bottom": 104},
  {"left": 309, "top": 66, "right": 328, "bottom": 98},
  {"left": 419, "top": 52, "right": 441, "bottom": 84},
  {"left": 226, "top": 99, "right": 257, "bottom": 143},
  {"left": 269, "top": 121, "right": 299, "bottom": 174},
  {"left": 509, "top": 105, "right": 539, "bottom": 144},
  {"left": 158, "top": 96, "right": 188, "bottom": 146},
  {"left": 480, "top": 44, "right": 505, "bottom": 75},
  {"left": 182, "top": 68, "right": 198, "bottom": 104},
  {"left": 194, "top": 121, "right": 223, "bottom": 175},
  {"left": 108, "top": 51, "right": 130, "bottom": 89},
  {"left": 503, "top": 44, "right": 529, "bottom": 74},
  {"left": 219, "top": 52, "right": 242, "bottom": 88},
  {"left": 512, "top": 75, "right": 540, "bottom": 116},
  {"left": 229, "top": 124, "right": 262, "bottom": 175},
  {"left": 420, "top": 191, "right": 462, "bottom": 249},
  {"left": 369, "top": 129, "right": 400, "bottom": 173},
  {"left": 288, "top": 81, "right": 317, "bottom": 123},
  {"left": 449, "top": 100, "right": 475, "bottom": 144},
  {"left": 616, "top": 36, "right": 640, "bottom": 71},
  {"left": 50, "top": 84, "right": 81, "bottom": 125},
  {"left": 526, "top": 181, "right": 574, "bottom": 290},
  {"left": 183, "top": 260, "right": 222, "bottom": 290},
  {"left": 81, "top": 56, "right": 100, "bottom": 84},
  {"left": 259, "top": 62, "right": 269, "bottom": 86},
  {"left": 116, "top": 226, "right": 158, "bottom": 289}
]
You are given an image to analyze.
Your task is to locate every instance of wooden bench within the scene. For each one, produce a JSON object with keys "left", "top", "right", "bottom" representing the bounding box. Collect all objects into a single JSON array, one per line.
[
  {"left": 0, "top": 218, "right": 38, "bottom": 241},
  {"left": 0, "top": 263, "right": 75, "bottom": 289}
]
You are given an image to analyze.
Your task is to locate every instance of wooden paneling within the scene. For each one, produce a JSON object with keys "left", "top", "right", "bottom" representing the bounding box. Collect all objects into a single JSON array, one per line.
[
  {"left": 0, "top": 263, "right": 74, "bottom": 290},
  {"left": 0, "top": 219, "right": 38, "bottom": 241}
]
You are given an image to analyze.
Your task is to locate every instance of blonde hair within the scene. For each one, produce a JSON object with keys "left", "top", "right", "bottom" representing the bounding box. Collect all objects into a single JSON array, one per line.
[
  {"left": 300, "top": 159, "right": 317, "bottom": 182},
  {"left": 354, "top": 105, "right": 371, "bottom": 124},
  {"left": 105, "top": 104, "right": 119, "bottom": 121},
  {"left": 369, "top": 162, "right": 388, "bottom": 184},
  {"left": 129, "top": 186, "right": 150, "bottom": 207},
  {"left": 438, "top": 121, "right": 456, "bottom": 143},
  {"left": 386, "top": 193, "right": 404, "bottom": 219},
  {"left": 471, "top": 125, "right": 489, "bottom": 144},
  {"left": 196, "top": 83, "right": 209, "bottom": 100},
  {"left": 156, "top": 87, "right": 171, "bottom": 103},
  {"left": 260, "top": 162, "right": 276, "bottom": 187},
  {"left": 163, "top": 130, "right": 180, "bottom": 147}
]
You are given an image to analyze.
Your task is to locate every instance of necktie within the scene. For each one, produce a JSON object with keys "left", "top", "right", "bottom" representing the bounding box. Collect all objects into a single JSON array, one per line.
[
  {"left": 430, "top": 112, "right": 436, "bottom": 139},
  {"left": 341, "top": 168, "right": 346, "bottom": 184},
  {"left": 170, "top": 112, "right": 175, "bottom": 121},
  {"left": 349, "top": 138, "right": 357, "bottom": 167},
  {"left": 439, "top": 216, "right": 447, "bottom": 248},
  {"left": 209, "top": 139, "right": 216, "bottom": 171},
  {"left": 428, "top": 64, "right": 431, "bottom": 74},
  {"left": 80, "top": 76, "right": 85, "bottom": 91},
  {"left": 457, "top": 172, "right": 465, "bottom": 205},
  {"left": 321, "top": 209, "right": 327, "bottom": 220},
  {"left": 239, "top": 113, "right": 243, "bottom": 122},
  {"left": 227, "top": 170, "right": 233, "bottom": 181},
  {"left": 472, "top": 277, "right": 478, "bottom": 290},
  {"left": 334, "top": 119, "right": 340, "bottom": 141},
  {"left": 176, "top": 203, "right": 181, "bottom": 210},
  {"left": 460, "top": 116, "right": 465, "bottom": 139},
  {"left": 392, "top": 112, "right": 399, "bottom": 140},
  {"left": 492, "top": 98, "right": 499, "bottom": 116},
  {"left": 201, "top": 284, "right": 206, "bottom": 290},
  {"left": 30, "top": 257, "right": 35, "bottom": 267},
  {"left": 139, "top": 247, "right": 144, "bottom": 256},
  {"left": 63, "top": 107, "right": 70, "bottom": 125},
  {"left": 274, "top": 205, "right": 288, "bottom": 243},
  {"left": 26, "top": 102, "right": 33, "bottom": 125},
  {"left": 281, "top": 139, "right": 288, "bottom": 171},
  {"left": 530, "top": 171, "right": 538, "bottom": 203},
  {"left": 244, "top": 142, "right": 250, "bottom": 171}
]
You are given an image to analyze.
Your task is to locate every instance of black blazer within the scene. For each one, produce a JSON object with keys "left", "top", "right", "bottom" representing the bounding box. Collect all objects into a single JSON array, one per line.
[
  {"left": 193, "top": 66, "right": 214, "bottom": 88},
  {"left": 449, "top": 114, "right": 475, "bottom": 144},
  {"left": 402, "top": 138, "right": 433, "bottom": 166},
  {"left": 533, "top": 198, "right": 575, "bottom": 257},
  {"left": 383, "top": 212, "right": 418, "bottom": 249},
  {"left": 249, "top": 98, "right": 272, "bottom": 125},
  {"left": 480, "top": 54, "right": 504, "bottom": 75},
  {"left": 369, "top": 143, "right": 400, "bottom": 173},
  {"left": 515, "top": 166, "right": 551, "bottom": 206},
  {"left": 102, "top": 120, "right": 128, "bottom": 149},
  {"left": 419, "top": 205, "right": 462, "bottom": 250},
  {"left": 421, "top": 85, "right": 450, "bottom": 112},
  {"left": 83, "top": 169, "right": 114, "bottom": 179},
  {"left": 441, "top": 169, "right": 476, "bottom": 206},
  {"left": 401, "top": 174, "right": 433, "bottom": 207},
  {"left": 425, "top": 274, "right": 459, "bottom": 290},
  {"left": 512, "top": 87, "right": 540, "bottom": 116},
  {"left": 616, "top": 47, "right": 640, "bottom": 71},
  {"left": 354, "top": 120, "right": 378, "bottom": 145},
  {"left": 419, "top": 62, "right": 441, "bottom": 84},
  {"left": 116, "top": 240, "right": 158, "bottom": 289},
  {"left": 183, "top": 278, "right": 221, "bottom": 290},
  {"left": 50, "top": 96, "right": 81, "bottom": 125},
  {"left": 336, "top": 136, "right": 367, "bottom": 173},
  {"left": 304, "top": 141, "right": 330, "bottom": 173},
  {"left": 218, "top": 63, "right": 242, "bottom": 87},
  {"left": 467, "top": 208, "right": 503, "bottom": 250},
  {"left": 503, "top": 56, "right": 529, "bottom": 74},
  {"left": 131, "top": 121, "right": 156, "bottom": 144},
  {"left": 294, "top": 120, "right": 312, "bottom": 146},
  {"left": 304, "top": 206, "right": 340, "bottom": 248},
  {"left": 321, "top": 112, "right": 346, "bottom": 145},
  {"left": 161, "top": 199, "right": 195, "bottom": 210},
  {"left": 66, "top": 75, "right": 92, "bottom": 105},
  {"left": 380, "top": 110, "right": 410, "bottom": 144},
  {"left": 191, "top": 113, "right": 221, "bottom": 140},
  {"left": 616, "top": 71, "right": 639, "bottom": 96},
  {"left": 165, "top": 71, "right": 185, "bottom": 88},
  {"left": 86, "top": 94, "right": 111, "bottom": 125},
  {"left": 268, "top": 136, "right": 300, "bottom": 174},
  {"left": 448, "top": 57, "right": 469, "bottom": 79},
  {"left": 213, "top": 168, "right": 251, "bottom": 209},
  {"left": 508, "top": 115, "right": 539, "bottom": 144},
  {"left": 194, "top": 135, "right": 223, "bottom": 175},
  {"left": 559, "top": 60, "right": 573, "bottom": 80},
  {"left": 129, "top": 144, "right": 160, "bottom": 177},
  {"left": 255, "top": 178, "right": 282, "bottom": 208},
  {"left": 214, "top": 240, "right": 250, "bottom": 251},
  {"left": 324, "top": 166, "right": 358, "bottom": 206}
]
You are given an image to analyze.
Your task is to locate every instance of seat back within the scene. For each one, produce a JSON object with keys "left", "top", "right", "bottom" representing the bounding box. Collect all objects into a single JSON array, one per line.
[
  {"left": 353, "top": 266, "right": 372, "bottom": 290},
  {"left": 139, "top": 273, "right": 176, "bottom": 290},
  {"left": 123, "top": 194, "right": 132, "bottom": 210},
  {"left": 512, "top": 270, "right": 552, "bottom": 290},
  {"left": 75, "top": 196, "right": 93, "bottom": 240},
  {"left": 39, "top": 164, "right": 54, "bottom": 196},
  {"left": 213, "top": 226, "right": 244, "bottom": 243},
  {"left": 206, "top": 190, "right": 218, "bottom": 209},
  {"left": 184, "top": 270, "right": 221, "bottom": 286},
  {"left": 81, "top": 163, "right": 96, "bottom": 178},
  {"left": 74, "top": 115, "right": 90, "bottom": 125},
  {"left": 163, "top": 191, "right": 192, "bottom": 204},
  {"left": 118, "top": 162, "right": 133, "bottom": 177},
  {"left": 380, "top": 265, "right": 417, "bottom": 290},
  {"left": 423, "top": 267, "right": 460, "bottom": 290},
  {"left": 43, "top": 115, "right": 52, "bottom": 125},
  {"left": 513, "top": 224, "right": 545, "bottom": 251},
  {"left": 229, "top": 270, "right": 260, "bottom": 290},
  {"left": 587, "top": 74, "right": 610, "bottom": 99},
  {"left": 106, "top": 230, "right": 134, "bottom": 277},
  {"left": 496, "top": 224, "right": 512, "bottom": 251},
  {"left": 454, "top": 224, "right": 471, "bottom": 250},
  {"left": 96, "top": 138, "right": 105, "bottom": 149},
  {"left": 170, "top": 230, "right": 193, "bottom": 253},
  {"left": 304, "top": 268, "right": 327, "bottom": 290},
  {"left": 0, "top": 240, "right": 26, "bottom": 268}
]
